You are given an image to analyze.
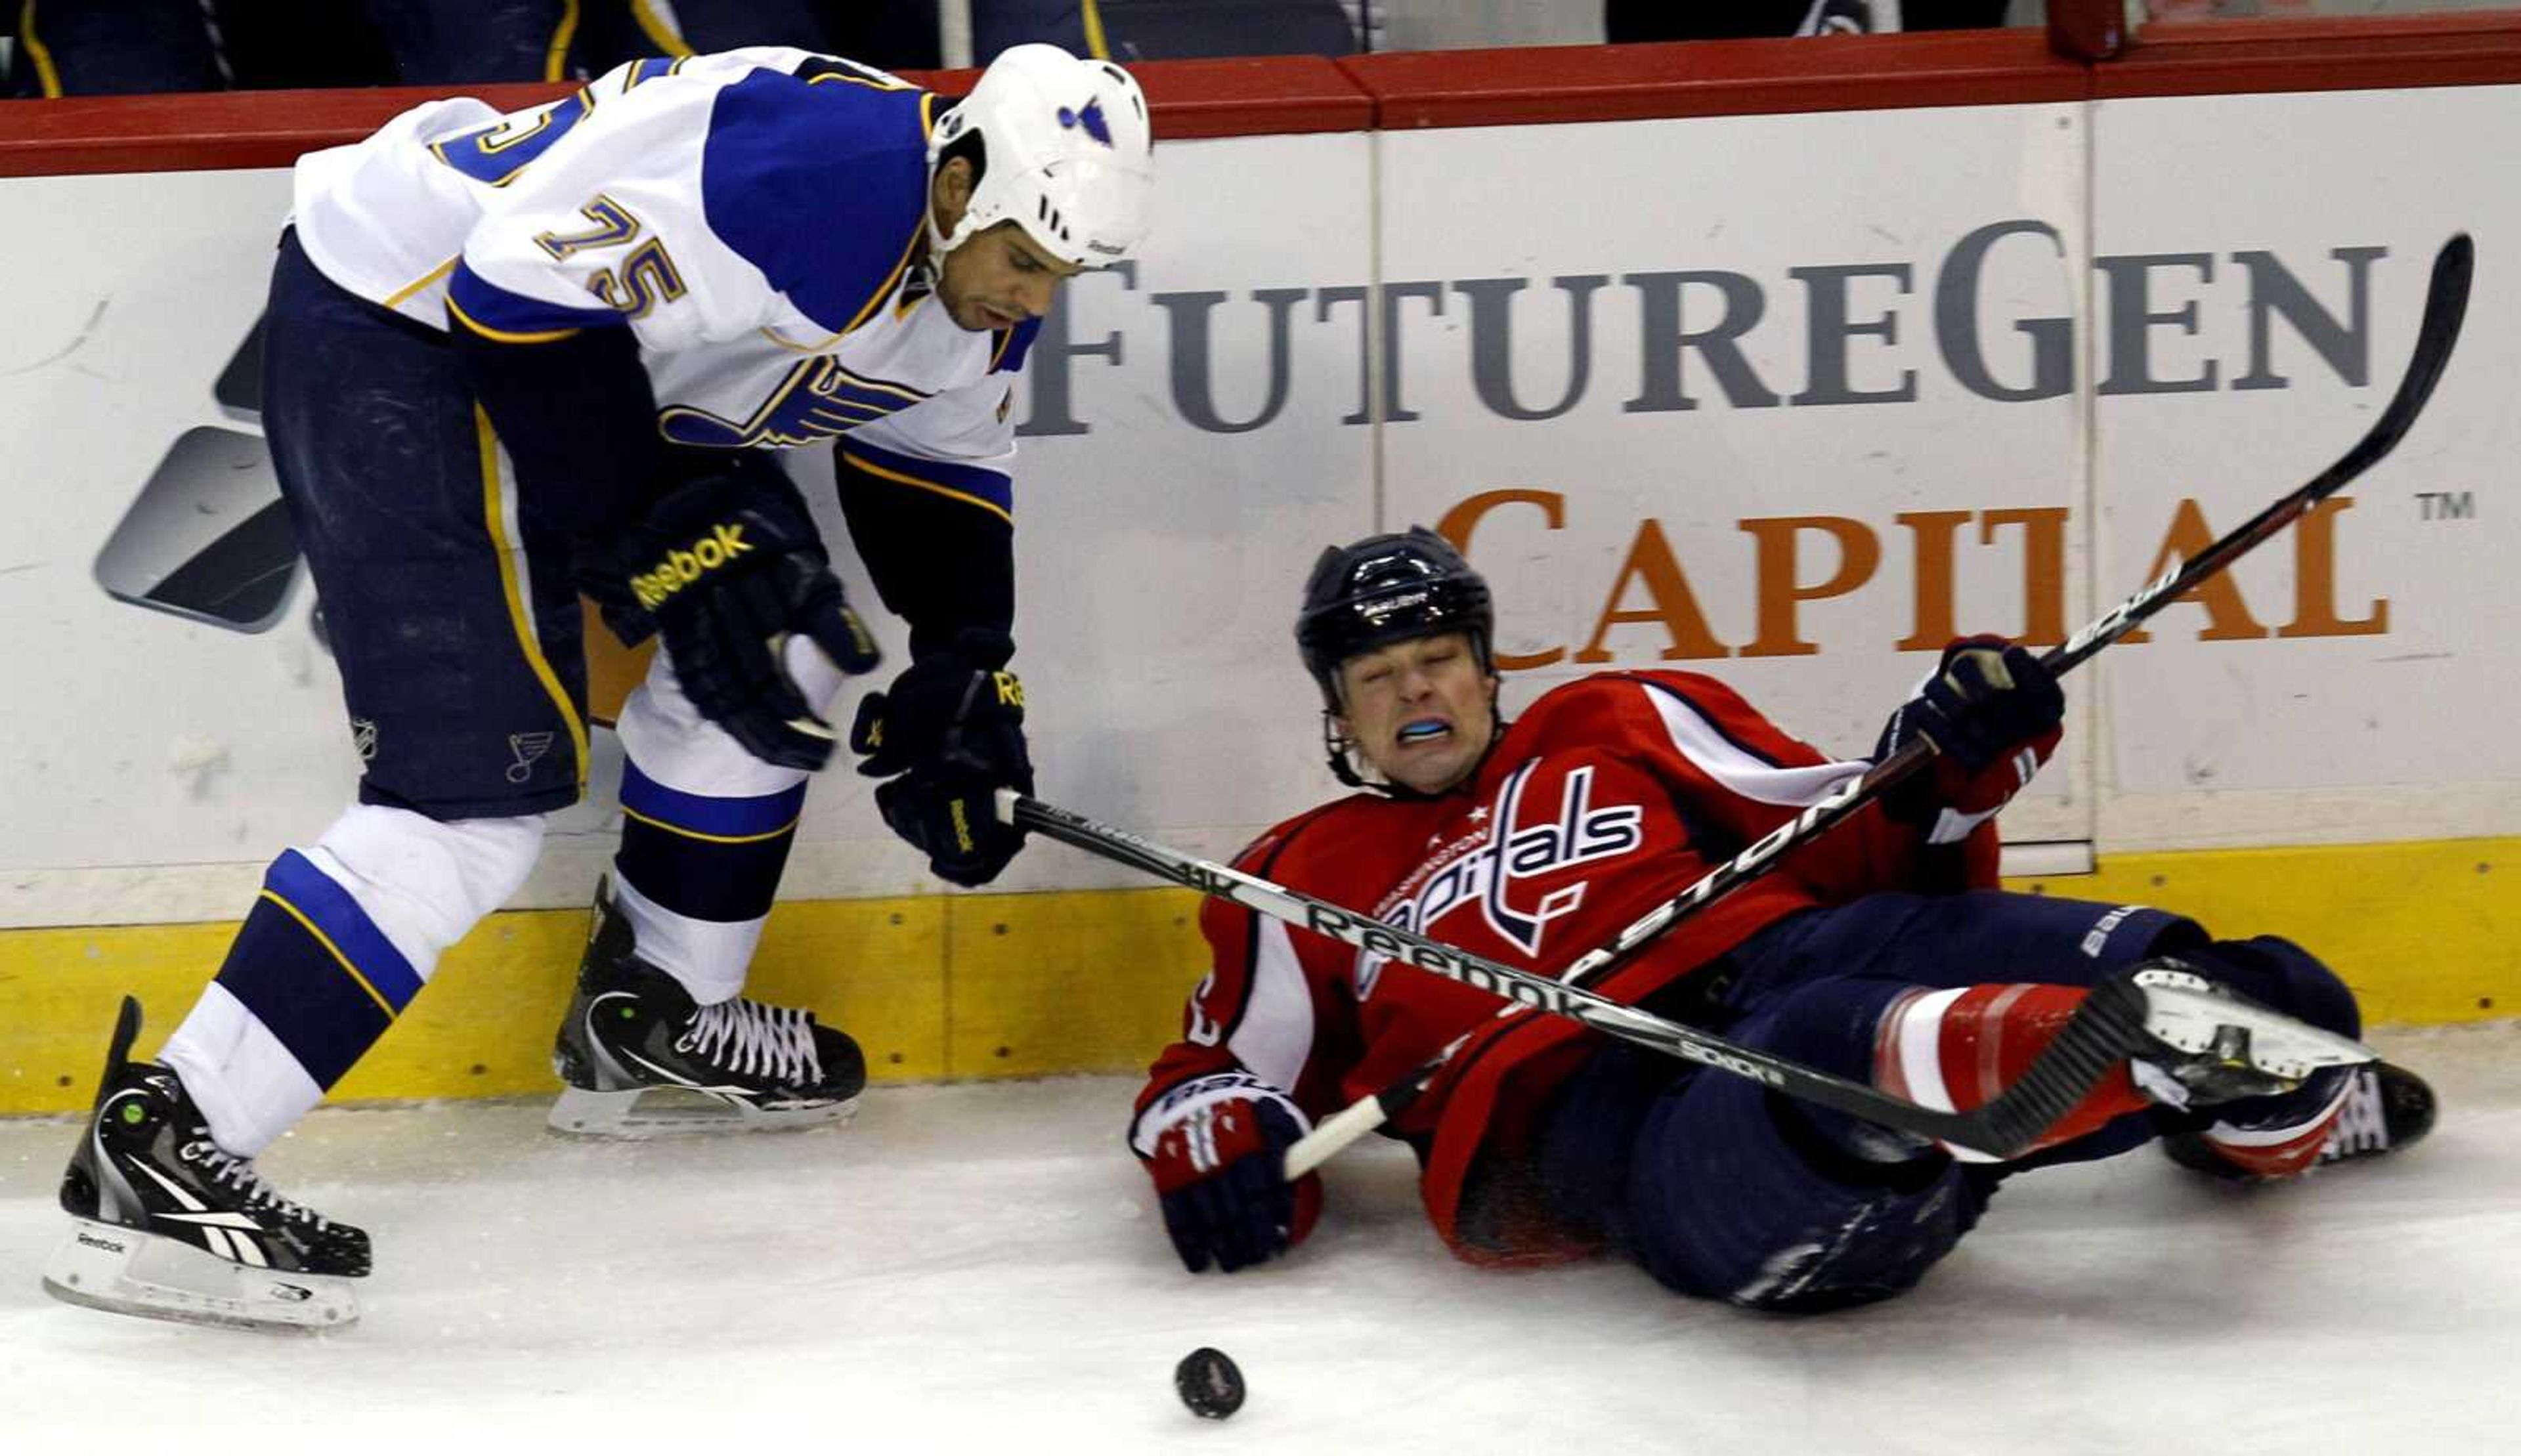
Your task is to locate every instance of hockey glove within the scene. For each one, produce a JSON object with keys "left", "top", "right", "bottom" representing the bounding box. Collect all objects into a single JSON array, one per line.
[
  {"left": 873, "top": 760, "right": 1031, "bottom": 887},
  {"left": 1876, "top": 635, "right": 2063, "bottom": 828},
  {"left": 850, "top": 628, "right": 1033, "bottom": 885},
  {"left": 1143, "top": 1082, "right": 1322, "bottom": 1274},
  {"left": 848, "top": 628, "right": 1029, "bottom": 782},
  {"left": 603, "top": 473, "right": 881, "bottom": 770}
]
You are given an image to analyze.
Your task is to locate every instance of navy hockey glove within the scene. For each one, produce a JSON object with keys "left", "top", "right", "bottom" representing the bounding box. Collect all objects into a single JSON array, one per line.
[
  {"left": 848, "top": 628, "right": 1029, "bottom": 782},
  {"left": 851, "top": 629, "right": 1032, "bottom": 885},
  {"left": 873, "top": 761, "right": 1031, "bottom": 887},
  {"left": 1876, "top": 635, "right": 2063, "bottom": 826},
  {"left": 607, "top": 473, "right": 881, "bottom": 770},
  {"left": 1144, "top": 1084, "right": 1322, "bottom": 1274}
]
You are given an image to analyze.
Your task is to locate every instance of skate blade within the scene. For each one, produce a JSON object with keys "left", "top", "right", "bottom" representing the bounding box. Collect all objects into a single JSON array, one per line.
[
  {"left": 546, "top": 1084, "right": 861, "bottom": 1139},
  {"left": 2132, "top": 968, "right": 2378, "bottom": 1081},
  {"left": 41, "top": 1220, "right": 358, "bottom": 1333}
]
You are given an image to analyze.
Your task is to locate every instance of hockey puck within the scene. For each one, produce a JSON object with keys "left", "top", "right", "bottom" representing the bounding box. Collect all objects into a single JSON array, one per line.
[{"left": 1174, "top": 1346, "right": 1245, "bottom": 1420}]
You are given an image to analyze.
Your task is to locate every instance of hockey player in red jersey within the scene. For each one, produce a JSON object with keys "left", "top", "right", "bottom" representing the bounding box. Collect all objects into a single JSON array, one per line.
[{"left": 1131, "top": 528, "right": 2434, "bottom": 1310}]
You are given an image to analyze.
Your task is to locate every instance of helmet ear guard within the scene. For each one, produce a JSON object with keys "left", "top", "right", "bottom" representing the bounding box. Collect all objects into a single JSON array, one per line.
[{"left": 928, "top": 45, "right": 1154, "bottom": 268}]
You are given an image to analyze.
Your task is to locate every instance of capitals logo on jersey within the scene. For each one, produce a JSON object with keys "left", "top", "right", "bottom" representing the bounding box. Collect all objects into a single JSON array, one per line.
[{"left": 1359, "top": 758, "right": 1645, "bottom": 997}]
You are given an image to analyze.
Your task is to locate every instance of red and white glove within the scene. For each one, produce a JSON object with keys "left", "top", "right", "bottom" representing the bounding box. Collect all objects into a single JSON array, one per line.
[
  {"left": 1139, "top": 1075, "right": 1322, "bottom": 1274},
  {"left": 1876, "top": 635, "right": 2064, "bottom": 840}
]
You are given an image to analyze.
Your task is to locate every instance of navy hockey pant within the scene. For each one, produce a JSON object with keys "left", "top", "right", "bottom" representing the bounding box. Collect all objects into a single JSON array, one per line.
[
  {"left": 1536, "top": 890, "right": 2359, "bottom": 1313},
  {"left": 263, "top": 228, "right": 590, "bottom": 819}
]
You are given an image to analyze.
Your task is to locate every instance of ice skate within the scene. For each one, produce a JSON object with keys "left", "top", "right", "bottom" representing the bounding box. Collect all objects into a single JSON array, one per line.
[
  {"left": 42, "top": 997, "right": 366, "bottom": 1333},
  {"left": 548, "top": 878, "right": 867, "bottom": 1137},
  {"left": 2163, "top": 1061, "right": 2436, "bottom": 1181},
  {"left": 2121, "top": 960, "right": 2379, "bottom": 1109}
]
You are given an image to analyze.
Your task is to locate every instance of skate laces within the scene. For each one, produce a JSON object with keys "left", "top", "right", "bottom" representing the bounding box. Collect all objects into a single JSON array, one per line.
[
  {"left": 179, "top": 1134, "right": 330, "bottom": 1230},
  {"left": 2321, "top": 1067, "right": 2391, "bottom": 1161},
  {"left": 676, "top": 998, "right": 822, "bottom": 1086}
]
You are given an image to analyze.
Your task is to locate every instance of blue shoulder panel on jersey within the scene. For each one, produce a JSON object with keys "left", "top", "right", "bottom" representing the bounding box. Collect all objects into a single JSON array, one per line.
[
  {"left": 990, "top": 317, "right": 1044, "bottom": 375},
  {"left": 839, "top": 435, "right": 1013, "bottom": 522},
  {"left": 448, "top": 260, "right": 625, "bottom": 341},
  {"left": 702, "top": 72, "right": 933, "bottom": 337}
]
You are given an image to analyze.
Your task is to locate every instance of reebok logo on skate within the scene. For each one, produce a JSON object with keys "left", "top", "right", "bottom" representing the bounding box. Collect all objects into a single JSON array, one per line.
[
  {"left": 75, "top": 1230, "right": 127, "bottom": 1254},
  {"left": 631, "top": 524, "right": 752, "bottom": 610}
]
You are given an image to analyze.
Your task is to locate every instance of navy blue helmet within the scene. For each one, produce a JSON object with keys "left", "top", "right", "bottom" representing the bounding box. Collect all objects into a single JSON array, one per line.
[{"left": 1296, "top": 526, "right": 1495, "bottom": 710}]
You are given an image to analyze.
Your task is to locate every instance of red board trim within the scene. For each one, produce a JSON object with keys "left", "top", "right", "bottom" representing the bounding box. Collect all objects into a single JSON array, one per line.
[
  {"left": 4, "top": 16, "right": 2520, "bottom": 179},
  {"left": 1346, "top": 32, "right": 2084, "bottom": 129}
]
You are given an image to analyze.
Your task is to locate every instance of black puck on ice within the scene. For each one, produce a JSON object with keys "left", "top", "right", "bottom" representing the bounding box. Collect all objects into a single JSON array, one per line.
[{"left": 1174, "top": 1346, "right": 1245, "bottom": 1420}]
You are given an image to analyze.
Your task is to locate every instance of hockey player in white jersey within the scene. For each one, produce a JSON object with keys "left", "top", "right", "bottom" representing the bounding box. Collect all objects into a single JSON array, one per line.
[{"left": 44, "top": 44, "right": 1153, "bottom": 1330}]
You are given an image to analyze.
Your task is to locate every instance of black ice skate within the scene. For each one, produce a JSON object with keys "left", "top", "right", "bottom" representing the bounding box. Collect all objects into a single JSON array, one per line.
[
  {"left": 548, "top": 878, "right": 867, "bottom": 1137},
  {"left": 43, "top": 997, "right": 366, "bottom": 1332},
  {"left": 2162, "top": 1061, "right": 2436, "bottom": 1182}
]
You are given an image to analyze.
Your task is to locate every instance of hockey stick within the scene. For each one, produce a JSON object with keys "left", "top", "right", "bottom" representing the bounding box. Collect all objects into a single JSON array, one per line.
[
  {"left": 1557, "top": 232, "right": 2475, "bottom": 991},
  {"left": 1266, "top": 230, "right": 2475, "bottom": 1173},
  {"left": 1001, "top": 791, "right": 2373, "bottom": 1168},
  {"left": 1010, "top": 235, "right": 2466, "bottom": 1174}
]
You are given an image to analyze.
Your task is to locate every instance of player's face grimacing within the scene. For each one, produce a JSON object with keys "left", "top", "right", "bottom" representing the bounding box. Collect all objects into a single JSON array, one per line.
[
  {"left": 938, "top": 221, "right": 1082, "bottom": 332},
  {"left": 1335, "top": 631, "right": 1498, "bottom": 796}
]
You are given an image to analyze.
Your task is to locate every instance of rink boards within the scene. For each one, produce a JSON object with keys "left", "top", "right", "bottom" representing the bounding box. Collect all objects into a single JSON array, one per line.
[{"left": 3, "top": 28, "right": 2518, "bottom": 1111}]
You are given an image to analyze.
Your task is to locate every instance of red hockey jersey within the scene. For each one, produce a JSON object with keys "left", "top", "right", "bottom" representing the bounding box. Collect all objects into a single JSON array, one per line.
[{"left": 1130, "top": 669, "right": 2004, "bottom": 1264}]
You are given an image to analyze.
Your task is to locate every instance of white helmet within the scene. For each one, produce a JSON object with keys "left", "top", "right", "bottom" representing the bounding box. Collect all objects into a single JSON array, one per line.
[{"left": 928, "top": 44, "right": 1153, "bottom": 268}]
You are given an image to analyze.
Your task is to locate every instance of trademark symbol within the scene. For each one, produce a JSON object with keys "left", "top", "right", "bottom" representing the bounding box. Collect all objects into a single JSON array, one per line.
[{"left": 2417, "top": 490, "right": 2475, "bottom": 521}]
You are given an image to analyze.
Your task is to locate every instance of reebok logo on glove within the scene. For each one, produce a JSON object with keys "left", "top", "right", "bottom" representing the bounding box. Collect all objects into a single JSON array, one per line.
[
  {"left": 630, "top": 523, "right": 752, "bottom": 610},
  {"left": 993, "top": 671, "right": 1024, "bottom": 710}
]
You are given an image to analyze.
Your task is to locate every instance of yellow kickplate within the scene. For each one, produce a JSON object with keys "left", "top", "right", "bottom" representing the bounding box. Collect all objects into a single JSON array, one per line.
[
  {"left": 2012, "top": 838, "right": 2519, "bottom": 1029},
  {"left": 0, "top": 888, "right": 1199, "bottom": 1116},
  {"left": 0, "top": 840, "right": 2510, "bottom": 1117}
]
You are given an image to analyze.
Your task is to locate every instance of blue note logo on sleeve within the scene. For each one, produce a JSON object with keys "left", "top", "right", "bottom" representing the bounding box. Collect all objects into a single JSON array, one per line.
[{"left": 660, "top": 358, "right": 932, "bottom": 448}]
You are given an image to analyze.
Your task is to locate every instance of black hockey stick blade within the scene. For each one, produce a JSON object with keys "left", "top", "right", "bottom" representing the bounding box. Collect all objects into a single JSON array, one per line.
[
  {"left": 2052, "top": 232, "right": 2472, "bottom": 674},
  {"left": 1562, "top": 230, "right": 2478, "bottom": 983},
  {"left": 2305, "top": 232, "right": 2471, "bottom": 502}
]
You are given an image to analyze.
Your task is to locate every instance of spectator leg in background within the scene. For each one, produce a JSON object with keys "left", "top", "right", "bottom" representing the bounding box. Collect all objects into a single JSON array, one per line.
[
  {"left": 209, "top": 0, "right": 395, "bottom": 89},
  {"left": 360, "top": 0, "right": 579, "bottom": 85},
  {"left": 1604, "top": 0, "right": 1819, "bottom": 41},
  {"left": 971, "top": 1, "right": 1092, "bottom": 64},
  {"left": 10, "top": 0, "right": 226, "bottom": 96}
]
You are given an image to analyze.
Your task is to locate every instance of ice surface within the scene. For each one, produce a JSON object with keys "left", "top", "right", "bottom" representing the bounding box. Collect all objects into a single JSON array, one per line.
[{"left": 2, "top": 1023, "right": 2515, "bottom": 1454}]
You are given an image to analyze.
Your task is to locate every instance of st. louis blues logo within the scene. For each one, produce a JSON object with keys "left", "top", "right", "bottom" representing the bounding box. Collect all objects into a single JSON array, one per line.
[
  {"left": 1057, "top": 98, "right": 1113, "bottom": 146},
  {"left": 1358, "top": 760, "right": 1645, "bottom": 996}
]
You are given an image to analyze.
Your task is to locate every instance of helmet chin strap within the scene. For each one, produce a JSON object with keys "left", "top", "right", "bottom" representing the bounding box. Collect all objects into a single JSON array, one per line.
[
  {"left": 927, "top": 195, "right": 978, "bottom": 263},
  {"left": 925, "top": 171, "right": 971, "bottom": 264},
  {"left": 1320, "top": 687, "right": 1508, "bottom": 800}
]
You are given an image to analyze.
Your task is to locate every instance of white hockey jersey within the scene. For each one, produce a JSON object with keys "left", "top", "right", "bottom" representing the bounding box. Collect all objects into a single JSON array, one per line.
[{"left": 290, "top": 48, "right": 1034, "bottom": 515}]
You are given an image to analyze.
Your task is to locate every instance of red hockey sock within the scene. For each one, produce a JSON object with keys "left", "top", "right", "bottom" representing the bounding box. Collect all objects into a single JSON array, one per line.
[{"left": 1872, "top": 984, "right": 2147, "bottom": 1162}]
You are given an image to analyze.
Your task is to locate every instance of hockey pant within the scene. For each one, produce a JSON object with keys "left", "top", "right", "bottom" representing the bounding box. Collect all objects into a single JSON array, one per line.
[{"left": 1534, "top": 890, "right": 2360, "bottom": 1313}]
